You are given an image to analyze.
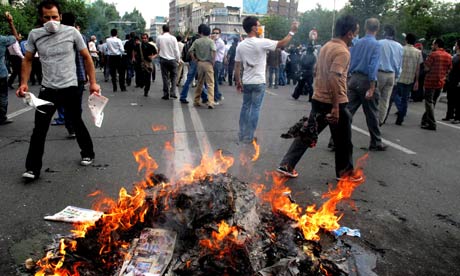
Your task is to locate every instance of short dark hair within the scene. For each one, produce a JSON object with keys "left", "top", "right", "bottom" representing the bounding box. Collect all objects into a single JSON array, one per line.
[
  {"left": 111, "top": 28, "right": 117, "bottom": 37},
  {"left": 434, "top": 38, "right": 444, "bottom": 48},
  {"left": 405, "top": 33, "right": 416, "bottom": 45},
  {"left": 212, "top": 27, "right": 221, "bottom": 34},
  {"left": 383, "top": 24, "right": 395, "bottom": 38},
  {"left": 61, "top": 12, "right": 75, "bottom": 27},
  {"left": 198, "top": 24, "right": 211, "bottom": 36},
  {"left": 141, "top": 33, "right": 149, "bottom": 39},
  {"left": 38, "top": 0, "right": 61, "bottom": 17},
  {"left": 176, "top": 35, "right": 183, "bottom": 42},
  {"left": 242, "top": 16, "right": 258, "bottom": 34},
  {"left": 162, "top": 25, "right": 169, "bottom": 33},
  {"left": 334, "top": 15, "right": 358, "bottom": 38}
]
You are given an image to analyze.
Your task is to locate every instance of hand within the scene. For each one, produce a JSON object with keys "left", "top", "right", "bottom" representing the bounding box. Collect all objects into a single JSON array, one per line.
[
  {"left": 89, "top": 83, "right": 100, "bottom": 95},
  {"left": 236, "top": 81, "right": 243, "bottom": 93},
  {"left": 16, "top": 84, "right": 28, "bottom": 97},
  {"left": 5, "top": 12, "right": 13, "bottom": 24},
  {"left": 365, "top": 89, "right": 374, "bottom": 100},
  {"left": 413, "top": 82, "right": 419, "bottom": 91},
  {"left": 326, "top": 107, "right": 339, "bottom": 124}
]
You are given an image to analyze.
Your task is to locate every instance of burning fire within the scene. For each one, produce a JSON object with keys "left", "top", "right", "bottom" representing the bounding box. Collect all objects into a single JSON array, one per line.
[
  {"left": 151, "top": 124, "right": 167, "bottom": 132},
  {"left": 33, "top": 138, "right": 366, "bottom": 275}
]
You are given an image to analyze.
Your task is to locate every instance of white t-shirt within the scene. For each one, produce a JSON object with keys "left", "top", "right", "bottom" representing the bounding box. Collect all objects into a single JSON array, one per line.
[{"left": 235, "top": 37, "right": 277, "bottom": 84}]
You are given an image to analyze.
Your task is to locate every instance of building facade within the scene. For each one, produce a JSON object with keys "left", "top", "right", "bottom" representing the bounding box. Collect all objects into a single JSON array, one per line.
[
  {"left": 268, "top": 0, "right": 298, "bottom": 19},
  {"left": 149, "top": 16, "right": 168, "bottom": 40}
]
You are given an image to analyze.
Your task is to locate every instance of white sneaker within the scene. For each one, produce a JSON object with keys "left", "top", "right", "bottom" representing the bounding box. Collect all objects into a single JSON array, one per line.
[
  {"left": 80, "top": 157, "right": 94, "bottom": 166},
  {"left": 22, "top": 171, "right": 37, "bottom": 180}
]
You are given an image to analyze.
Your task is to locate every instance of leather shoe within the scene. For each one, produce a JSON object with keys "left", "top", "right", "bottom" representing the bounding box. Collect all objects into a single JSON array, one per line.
[
  {"left": 421, "top": 124, "right": 436, "bottom": 131},
  {"left": 161, "top": 95, "right": 169, "bottom": 100},
  {"left": 369, "top": 145, "right": 388, "bottom": 151},
  {"left": 441, "top": 117, "right": 452, "bottom": 121},
  {"left": 180, "top": 99, "right": 189, "bottom": 104}
]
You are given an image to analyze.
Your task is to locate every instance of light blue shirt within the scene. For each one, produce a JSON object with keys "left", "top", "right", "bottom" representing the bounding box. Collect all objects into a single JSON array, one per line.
[
  {"left": 378, "top": 38, "right": 403, "bottom": 79},
  {"left": 0, "top": 35, "right": 17, "bottom": 78},
  {"left": 349, "top": 34, "right": 381, "bottom": 81}
]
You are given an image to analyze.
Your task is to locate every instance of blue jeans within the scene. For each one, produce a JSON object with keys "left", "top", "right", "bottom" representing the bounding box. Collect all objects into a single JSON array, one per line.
[
  {"left": 394, "top": 82, "right": 413, "bottom": 122},
  {"left": 180, "top": 61, "right": 197, "bottom": 101},
  {"left": 0, "top": 77, "right": 8, "bottom": 122},
  {"left": 214, "top": 61, "right": 223, "bottom": 101},
  {"left": 239, "top": 84, "right": 265, "bottom": 143},
  {"left": 279, "top": 64, "right": 286, "bottom": 85},
  {"left": 268, "top": 66, "right": 279, "bottom": 87}
]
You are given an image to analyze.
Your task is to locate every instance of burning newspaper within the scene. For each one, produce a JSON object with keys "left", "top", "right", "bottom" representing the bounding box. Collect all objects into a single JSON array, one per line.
[
  {"left": 44, "top": 206, "right": 103, "bottom": 223},
  {"left": 118, "top": 228, "right": 177, "bottom": 276}
]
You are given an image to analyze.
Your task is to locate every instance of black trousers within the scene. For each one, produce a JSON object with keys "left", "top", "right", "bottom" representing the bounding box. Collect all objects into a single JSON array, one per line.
[
  {"left": 108, "top": 55, "right": 126, "bottom": 91},
  {"left": 280, "top": 100, "right": 354, "bottom": 177},
  {"left": 7, "top": 55, "right": 22, "bottom": 86},
  {"left": 159, "top": 57, "right": 178, "bottom": 97},
  {"left": 25, "top": 86, "right": 94, "bottom": 176}
]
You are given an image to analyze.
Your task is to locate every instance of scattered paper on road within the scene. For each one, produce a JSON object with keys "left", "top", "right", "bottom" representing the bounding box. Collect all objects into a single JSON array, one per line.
[
  {"left": 44, "top": 206, "right": 103, "bottom": 223},
  {"left": 23, "top": 92, "right": 53, "bottom": 113},
  {"left": 88, "top": 92, "right": 109, "bottom": 128}
]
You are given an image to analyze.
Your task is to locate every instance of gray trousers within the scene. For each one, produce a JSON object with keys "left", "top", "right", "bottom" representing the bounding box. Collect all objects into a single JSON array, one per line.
[
  {"left": 348, "top": 73, "right": 383, "bottom": 148},
  {"left": 421, "top": 88, "right": 441, "bottom": 128},
  {"left": 377, "top": 71, "right": 395, "bottom": 124}
]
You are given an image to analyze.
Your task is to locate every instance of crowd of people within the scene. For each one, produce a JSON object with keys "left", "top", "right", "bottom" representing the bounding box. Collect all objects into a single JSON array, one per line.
[{"left": 1, "top": 0, "right": 459, "bottom": 182}]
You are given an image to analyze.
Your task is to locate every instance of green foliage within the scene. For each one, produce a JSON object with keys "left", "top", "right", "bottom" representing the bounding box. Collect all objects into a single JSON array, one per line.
[
  {"left": 120, "top": 8, "right": 146, "bottom": 38},
  {"left": 85, "top": 0, "right": 120, "bottom": 40},
  {"left": 260, "top": 15, "right": 290, "bottom": 40},
  {"left": 298, "top": 5, "right": 335, "bottom": 45}
]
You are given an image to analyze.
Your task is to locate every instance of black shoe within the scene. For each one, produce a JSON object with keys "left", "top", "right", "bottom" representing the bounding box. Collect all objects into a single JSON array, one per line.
[
  {"left": 441, "top": 117, "right": 452, "bottom": 121},
  {"left": 180, "top": 99, "right": 189, "bottom": 104},
  {"left": 161, "top": 95, "right": 169, "bottom": 100},
  {"left": 121, "top": 88, "right": 127, "bottom": 92},
  {"left": 395, "top": 119, "right": 403, "bottom": 126},
  {"left": 0, "top": 119, "right": 13, "bottom": 125},
  {"left": 369, "top": 145, "right": 388, "bottom": 151},
  {"left": 421, "top": 124, "right": 436, "bottom": 131},
  {"left": 144, "top": 92, "right": 148, "bottom": 97},
  {"left": 170, "top": 94, "right": 178, "bottom": 99},
  {"left": 67, "top": 132, "right": 76, "bottom": 139}
]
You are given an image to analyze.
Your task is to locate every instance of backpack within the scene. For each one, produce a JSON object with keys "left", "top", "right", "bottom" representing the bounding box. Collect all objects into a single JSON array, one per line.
[{"left": 182, "top": 40, "right": 193, "bottom": 62}]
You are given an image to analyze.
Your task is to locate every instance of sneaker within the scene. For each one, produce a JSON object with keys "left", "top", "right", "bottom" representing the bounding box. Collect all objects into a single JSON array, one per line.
[
  {"left": 336, "top": 175, "right": 364, "bottom": 183},
  {"left": 369, "top": 145, "right": 388, "bottom": 151},
  {"left": 276, "top": 166, "right": 298, "bottom": 178},
  {"left": 22, "top": 171, "right": 37, "bottom": 180},
  {"left": 51, "top": 119, "right": 65, "bottom": 126},
  {"left": 180, "top": 99, "right": 189, "bottom": 104},
  {"left": 214, "top": 101, "right": 220, "bottom": 105},
  {"left": 80, "top": 157, "right": 94, "bottom": 166},
  {"left": 67, "top": 132, "right": 76, "bottom": 139},
  {"left": 208, "top": 105, "right": 214, "bottom": 109}
]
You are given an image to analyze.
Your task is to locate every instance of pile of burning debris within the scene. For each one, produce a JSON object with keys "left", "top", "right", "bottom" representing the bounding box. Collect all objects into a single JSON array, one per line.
[{"left": 29, "top": 146, "right": 370, "bottom": 276}]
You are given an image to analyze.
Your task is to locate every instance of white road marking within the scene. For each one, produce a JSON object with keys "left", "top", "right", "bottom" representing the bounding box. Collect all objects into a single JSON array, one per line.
[
  {"left": 7, "top": 106, "right": 33, "bottom": 118},
  {"left": 188, "top": 105, "right": 214, "bottom": 156},
  {"left": 351, "top": 125, "right": 417, "bottom": 155},
  {"left": 437, "top": 121, "right": 460, "bottom": 130},
  {"left": 172, "top": 100, "right": 192, "bottom": 170},
  {"left": 265, "top": 90, "right": 277, "bottom": 96}
]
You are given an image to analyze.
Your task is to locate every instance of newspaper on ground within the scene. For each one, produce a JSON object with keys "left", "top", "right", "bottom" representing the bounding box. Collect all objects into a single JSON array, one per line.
[
  {"left": 23, "top": 92, "right": 53, "bottom": 113},
  {"left": 88, "top": 92, "right": 109, "bottom": 128},
  {"left": 44, "top": 206, "right": 103, "bottom": 224},
  {"left": 118, "top": 228, "right": 177, "bottom": 276}
]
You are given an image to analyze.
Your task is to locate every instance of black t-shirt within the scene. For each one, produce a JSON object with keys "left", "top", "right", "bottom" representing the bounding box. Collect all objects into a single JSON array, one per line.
[{"left": 134, "top": 42, "right": 157, "bottom": 62}]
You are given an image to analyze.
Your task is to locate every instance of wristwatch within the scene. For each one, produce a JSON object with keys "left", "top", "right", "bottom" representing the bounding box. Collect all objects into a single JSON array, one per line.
[{"left": 289, "top": 31, "right": 295, "bottom": 36}]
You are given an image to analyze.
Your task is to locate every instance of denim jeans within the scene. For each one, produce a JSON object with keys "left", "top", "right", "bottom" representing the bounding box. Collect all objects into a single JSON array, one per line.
[
  {"left": 279, "top": 64, "right": 286, "bottom": 85},
  {"left": 394, "top": 82, "right": 413, "bottom": 122},
  {"left": 214, "top": 61, "right": 223, "bottom": 101},
  {"left": 238, "top": 84, "right": 265, "bottom": 143},
  {"left": 180, "top": 61, "right": 197, "bottom": 101},
  {"left": 268, "top": 66, "right": 279, "bottom": 87},
  {"left": 0, "top": 77, "right": 8, "bottom": 122}
]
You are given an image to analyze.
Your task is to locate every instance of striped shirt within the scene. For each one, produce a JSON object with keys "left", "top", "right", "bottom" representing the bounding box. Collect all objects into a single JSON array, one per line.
[
  {"left": 398, "top": 44, "right": 423, "bottom": 85},
  {"left": 424, "top": 48, "right": 452, "bottom": 89}
]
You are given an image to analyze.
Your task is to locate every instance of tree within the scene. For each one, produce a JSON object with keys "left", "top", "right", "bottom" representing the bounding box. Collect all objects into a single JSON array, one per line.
[
  {"left": 120, "top": 8, "right": 146, "bottom": 37},
  {"left": 298, "top": 5, "right": 335, "bottom": 45},
  {"left": 260, "top": 15, "right": 290, "bottom": 40},
  {"left": 85, "top": 0, "right": 120, "bottom": 41}
]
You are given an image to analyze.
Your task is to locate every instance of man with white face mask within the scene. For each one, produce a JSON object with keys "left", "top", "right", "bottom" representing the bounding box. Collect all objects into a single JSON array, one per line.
[{"left": 16, "top": 0, "right": 100, "bottom": 181}]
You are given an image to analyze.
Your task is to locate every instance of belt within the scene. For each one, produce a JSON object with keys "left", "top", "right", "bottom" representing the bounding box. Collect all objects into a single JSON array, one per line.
[{"left": 378, "top": 70, "right": 394, "bottom": 73}]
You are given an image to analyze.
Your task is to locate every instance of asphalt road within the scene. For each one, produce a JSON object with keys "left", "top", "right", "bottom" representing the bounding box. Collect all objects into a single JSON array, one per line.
[{"left": 1, "top": 69, "right": 459, "bottom": 275}]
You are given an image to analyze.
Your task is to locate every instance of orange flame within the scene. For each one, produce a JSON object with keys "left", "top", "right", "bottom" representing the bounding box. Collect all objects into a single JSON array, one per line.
[
  {"left": 258, "top": 155, "right": 367, "bottom": 241},
  {"left": 251, "top": 139, "right": 260, "bottom": 161},
  {"left": 199, "top": 220, "right": 240, "bottom": 252},
  {"left": 35, "top": 239, "right": 80, "bottom": 276},
  {"left": 151, "top": 124, "right": 167, "bottom": 132},
  {"left": 178, "top": 149, "right": 234, "bottom": 183}
]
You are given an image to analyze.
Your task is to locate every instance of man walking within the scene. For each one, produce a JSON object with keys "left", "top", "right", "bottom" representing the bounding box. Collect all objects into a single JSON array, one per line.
[
  {"left": 212, "top": 28, "right": 225, "bottom": 104},
  {"left": 420, "top": 38, "right": 452, "bottom": 131},
  {"left": 106, "top": 28, "right": 126, "bottom": 92},
  {"left": 377, "top": 24, "right": 403, "bottom": 125},
  {"left": 7, "top": 33, "right": 24, "bottom": 89},
  {"left": 277, "top": 15, "right": 360, "bottom": 180},
  {"left": 347, "top": 18, "right": 385, "bottom": 151},
  {"left": 188, "top": 24, "right": 216, "bottom": 109},
  {"left": 393, "top": 33, "right": 423, "bottom": 125},
  {"left": 134, "top": 33, "right": 157, "bottom": 97},
  {"left": 234, "top": 16, "right": 298, "bottom": 144},
  {"left": 16, "top": 0, "right": 100, "bottom": 180},
  {"left": 0, "top": 12, "right": 19, "bottom": 125},
  {"left": 156, "top": 25, "right": 180, "bottom": 100}
]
